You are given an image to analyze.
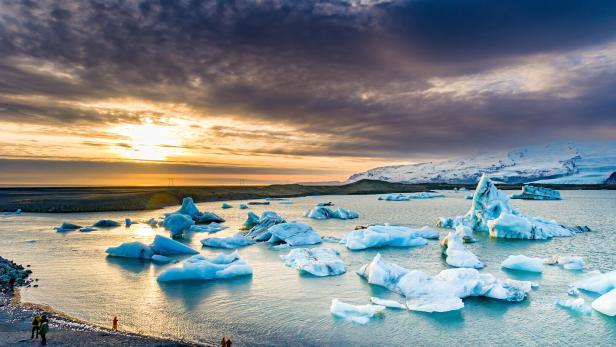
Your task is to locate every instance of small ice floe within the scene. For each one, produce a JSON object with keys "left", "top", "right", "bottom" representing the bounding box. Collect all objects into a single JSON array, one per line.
[
  {"left": 567, "top": 287, "right": 580, "bottom": 296},
  {"left": 242, "top": 211, "right": 286, "bottom": 241},
  {"left": 157, "top": 251, "right": 252, "bottom": 282},
  {"left": 370, "top": 297, "right": 406, "bottom": 309},
  {"left": 570, "top": 270, "right": 616, "bottom": 295},
  {"left": 146, "top": 218, "right": 159, "bottom": 227},
  {"left": 267, "top": 222, "right": 322, "bottom": 246},
  {"left": 162, "top": 214, "right": 195, "bottom": 237},
  {"left": 242, "top": 212, "right": 261, "bottom": 229},
  {"left": 454, "top": 187, "right": 469, "bottom": 193},
  {"left": 265, "top": 197, "right": 286, "bottom": 201},
  {"left": 79, "top": 227, "right": 97, "bottom": 232},
  {"left": 248, "top": 201, "right": 270, "bottom": 205},
  {"left": 330, "top": 299, "right": 385, "bottom": 324},
  {"left": 322, "top": 236, "right": 343, "bottom": 243},
  {"left": 381, "top": 192, "right": 444, "bottom": 201},
  {"left": 556, "top": 298, "right": 592, "bottom": 315},
  {"left": 441, "top": 230, "right": 484, "bottom": 269},
  {"left": 151, "top": 235, "right": 198, "bottom": 256},
  {"left": 357, "top": 253, "right": 531, "bottom": 313},
  {"left": 201, "top": 234, "right": 256, "bottom": 249},
  {"left": 106, "top": 235, "right": 198, "bottom": 259},
  {"left": 501, "top": 255, "right": 545, "bottom": 273},
  {"left": 189, "top": 222, "right": 227, "bottom": 233},
  {"left": 465, "top": 194, "right": 474, "bottom": 200},
  {"left": 304, "top": 207, "right": 358, "bottom": 220},
  {"left": 438, "top": 175, "right": 589, "bottom": 240},
  {"left": 55, "top": 222, "right": 82, "bottom": 232},
  {"left": 221, "top": 202, "right": 232, "bottom": 209},
  {"left": 125, "top": 218, "right": 133, "bottom": 227},
  {"left": 151, "top": 254, "right": 172, "bottom": 263},
  {"left": 171, "top": 197, "right": 225, "bottom": 224},
  {"left": 23, "top": 240, "right": 37, "bottom": 243},
  {"left": 281, "top": 248, "right": 345, "bottom": 277},
  {"left": 344, "top": 225, "right": 429, "bottom": 250},
  {"left": 545, "top": 255, "right": 585, "bottom": 270},
  {"left": 1, "top": 208, "right": 21, "bottom": 215},
  {"left": 239, "top": 204, "right": 249, "bottom": 209},
  {"left": 592, "top": 288, "right": 616, "bottom": 316},
  {"left": 511, "top": 185, "right": 561, "bottom": 200},
  {"left": 93, "top": 220, "right": 121, "bottom": 228},
  {"left": 317, "top": 202, "right": 334, "bottom": 206},
  {"left": 531, "top": 282, "right": 539, "bottom": 289},
  {"left": 278, "top": 201, "right": 293, "bottom": 205}
]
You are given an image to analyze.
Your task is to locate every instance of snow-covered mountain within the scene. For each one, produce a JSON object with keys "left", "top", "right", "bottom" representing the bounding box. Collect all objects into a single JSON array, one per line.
[{"left": 347, "top": 142, "right": 616, "bottom": 184}]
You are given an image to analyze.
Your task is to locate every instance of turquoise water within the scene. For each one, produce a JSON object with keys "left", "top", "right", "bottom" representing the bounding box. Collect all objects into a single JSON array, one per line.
[{"left": 0, "top": 191, "right": 615, "bottom": 346}]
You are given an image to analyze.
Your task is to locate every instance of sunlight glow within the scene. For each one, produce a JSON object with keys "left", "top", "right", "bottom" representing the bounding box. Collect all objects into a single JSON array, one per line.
[{"left": 111, "top": 123, "right": 183, "bottom": 161}]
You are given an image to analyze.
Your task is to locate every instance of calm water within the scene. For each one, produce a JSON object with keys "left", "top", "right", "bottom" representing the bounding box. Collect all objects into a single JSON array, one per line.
[{"left": 1, "top": 191, "right": 615, "bottom": 346}]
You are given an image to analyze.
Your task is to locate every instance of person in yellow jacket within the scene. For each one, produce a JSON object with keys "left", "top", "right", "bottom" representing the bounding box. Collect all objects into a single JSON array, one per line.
[{"left": 30, "top": 314, "right": 41, "bottom": 339}]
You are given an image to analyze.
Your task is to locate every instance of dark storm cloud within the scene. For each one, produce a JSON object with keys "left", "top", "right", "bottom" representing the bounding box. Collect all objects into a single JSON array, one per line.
[{"left": 1, "top": 0, "right": 616, "bottom": 158}]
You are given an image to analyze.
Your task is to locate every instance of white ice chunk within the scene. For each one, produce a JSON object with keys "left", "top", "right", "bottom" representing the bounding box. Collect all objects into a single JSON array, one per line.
[
  {"left": 556, "top": 256, "right": 585, "bottom": 270},
  {"left": 281, "top": 248, "right": 345, "bottom": 276},
  {"left": 221, "top": 202, "right": 232, "bottom": 209},
  {"left": 106, "top": 241, "right": 154, "bottom": 259},
  {"left": 163, "top": 213, "right": 195, "bottom": 237},
  {"left": 501, "top": 255, "right": 545, "bottom": 273},
  {"left": 511, "top": 185, "right": 561, "bottom": 200},
  {"left": 345, "top": 225, "right": 428, "bottom": 250},
  {"left": 304, "top": 207, "right": 358, "bottom": 220},
  {"left": 442, "top": 230, "right": 484, "bottom": 269},
  {"left": 267, "top": 222, "right": 322, "bottom": 246},
  {"left": 330, "top": 299, "right": 385, "bottom": 324},
  {"left": 189, "top": 222, "right": 227, "bottom": 233},
  {"left": 571, "top": 270, "right": 616, "bottom": 294},
  {"left": 174, "top": 197, "right": 201, "bottom": 218},
  {"left": 556, "top": 298, "right": 592, "bottom": 315},
  {"left": 592, "top": 288, "right": 616, "bottom": 316},
  {"left": 150, "top": 235, "right": 198, "bottom": 255},
  {"left": 157, "top": 251, "right": 252, "bottom": 282},
  {"left": 370, "top": 297, "right": 406, "bottom": 309},
  {"left": 242, "top": 211, "right": 286, "bottom": 241},
  {"left": 201, "top": 234, "right": 256, "bottom": 249}
]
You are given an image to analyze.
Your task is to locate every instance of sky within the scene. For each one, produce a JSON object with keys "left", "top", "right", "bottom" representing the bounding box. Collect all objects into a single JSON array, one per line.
[{"left": 1, "top": 0, "right": 616, "bottom": 186}]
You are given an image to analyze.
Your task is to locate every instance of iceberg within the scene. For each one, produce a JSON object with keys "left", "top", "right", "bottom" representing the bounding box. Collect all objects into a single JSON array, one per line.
[
  {"left": 239, "top": 204, "right": 248, "bottom": 209},
  {"left": 172, "top": 197, "right": 225, "bottom": 224},
  {"left": 441, "top": 230, "right": 484, "bottom": 269},
  {"left": 157, "top": 251, "right": 252, "bottom": 282},
  {"left": 344, "top": 225, "right": 428, "bottom": 250},
  {"left": 163, "top": 213, "right": 195, "bottom": 237},
  {"left": 511, "top": 185, "right": 561, "bottom": 200},
  {"left": 357, "top": 254, "right": 531, "bottom": 312},
  {"left": 242, "top": 211, "right": 286, "bottom": 241},
  {"left": 201, "top": 234, "right": 256, "bottom": 249},
  {"left": 454, "top": 187, "right": 469, "bottom": 192},
  {"left": 567, "top": 287, "right": 580, "bottom": 296},
  {"left": 570, "top": 270, "right": 616, "bottom": 294},
  {"left": 248, "top": 201, "right": 270, "bottom": 205},
  {"left": 501, "top": 255, "right": 545, "bottom": 273},
  {"left": 55, "top": 222, "right": 81, "bottom": 232},
  {"left": 304, "top": 207, "right": 359, "bottom": 220},
  {"left": 106, "top": 242, "right": 154, "bottom": 259},
  {"left": 330, "top": 299, "right": 385, "bottom": 324},
  {"left": 93, "top": 219, "right": 121, "bottom": 228},
  {"left": 151, "top": 254, "right": 172, "bottom": 263},
  {"left": 556, "top": 298, "right": 592, "bottom": 315},
  {"left": 279, "top": 201, "right": 293, "bottom": 205},
  {"left": 381, "top": 192, "right": 445, "bottom": 201},
  {"left": 382, "top": 193, "right": 411, "bottom": 201},
  {"left": 438, "top": 175, "right": 589, "bottom": 240},
  {"left": 546, "top": 255, "right": 584, "bottom": 270},
  {"left": 79, "top": 227, "right": 97, "bottom": 232},
  {"left": 221, "top": 202, "right": 232, "bottom": 209},
  {"left": 592, "top": 288, "right": 616, "bottom": 316},
  {"left": 1, "top": 208, "right": 21, "bottom": 215},
  {"left": 370, "top": 297, "right": 406, "bottom": 309},
  {"left": 317, "top": 202, "right": 334, "bottom": 206},
  {"left": 267, "top": 222, "right": 322, "bottom": 246},
  {"left": 146, "top": 218, "right": 159, "bottom": 227},
  {"left": 150, "top": 235, "right": 198, "bottom": 255},
  {"left": 465, "top": 194, "right": 474, "bottom": 200},
  {"left": 281, "top": 248, "right": 345, "bottom": 276},
  {"left": 242, "top": 212, "right": 261, "bottom": 229},
  {"left": 189, "top": 222, "right": 227, "bottom": 233}
]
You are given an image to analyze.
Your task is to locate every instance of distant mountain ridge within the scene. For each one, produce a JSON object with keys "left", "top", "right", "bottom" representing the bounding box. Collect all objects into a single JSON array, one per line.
[{"left": 348, "top": 142, "right": 616, "bottom": 184}]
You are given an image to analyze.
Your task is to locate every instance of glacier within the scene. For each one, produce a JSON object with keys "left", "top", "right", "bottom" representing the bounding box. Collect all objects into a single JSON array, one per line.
[
  {"left": 510, "top": 185, "right": 561, "bottom": 200},
  {"left": 347, "top": 141, "right": 616, "bottom": 184},
  {"left": 344, "top": 225, "right": 429, "bottom": 250},
  {"left": 281, "top": 248, "right": 346, "bottom": 276},
  {"left": 501, "top": 255, "right": 545, "bottom": 273},
  {"left": 357, "top": 254, "right": 531, "bottom": 313},
  {"left": 330, "top": 299, "right": 385, "bottom": 324},
  {"left": 304, "top": 206, "right": 359, "bottom": 220},
  {"left": 157, "top": 251, "right": 252, "bottom": 282}
]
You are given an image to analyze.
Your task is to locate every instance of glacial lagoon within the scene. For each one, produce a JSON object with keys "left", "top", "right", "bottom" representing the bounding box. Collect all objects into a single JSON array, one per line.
[{"left": 1, "top": 191, "right": 615, "bottom": 346}]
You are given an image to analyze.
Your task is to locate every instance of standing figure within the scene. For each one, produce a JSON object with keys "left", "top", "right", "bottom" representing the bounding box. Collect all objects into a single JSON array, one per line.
[
  {"left": 221, "top": 337, "right": 227, "bottom": 347},
  {"left": 226, "top": 337, "right": 233, "bottom": 347},
  {"left": 31, "top": 314, "right": 41, "bottom": 339},
  {"left": 39, "top": 315, "right": 49, "bottom": 345},
  {"left": 112, "top": 316, "right": 118, "bottom": 331}
]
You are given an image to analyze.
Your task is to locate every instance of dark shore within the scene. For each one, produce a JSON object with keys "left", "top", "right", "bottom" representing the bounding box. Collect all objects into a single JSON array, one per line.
[{"left": 0, "top": 179, "right": 613, "bottom": 213}]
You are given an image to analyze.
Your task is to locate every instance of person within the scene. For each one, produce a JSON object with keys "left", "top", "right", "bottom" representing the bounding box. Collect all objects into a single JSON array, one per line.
[
  {"left": 39, "top": 315, "right": 49, "bottom": 345},
  {"left": 31, "top": 314, "right": 41, "bottom": 339},
  {"left": 112, "top": 316, "right": 118, "bottom": 331},
  {"left": 225, "top": 337, "right": 232, "bottom": 347},
  {"left": 220, "top": 337, "right": 226, "bottom": 347}
]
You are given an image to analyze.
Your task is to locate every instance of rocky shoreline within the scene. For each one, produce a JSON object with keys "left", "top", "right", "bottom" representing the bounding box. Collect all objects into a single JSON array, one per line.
[{"left": 0, "top": 256, "right": 208, "bottom": 346}]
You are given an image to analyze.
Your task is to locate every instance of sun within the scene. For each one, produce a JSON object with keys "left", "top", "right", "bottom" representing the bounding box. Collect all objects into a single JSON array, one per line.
[{"left": 111, "top": 123, "right": 182, "bottom": 161}]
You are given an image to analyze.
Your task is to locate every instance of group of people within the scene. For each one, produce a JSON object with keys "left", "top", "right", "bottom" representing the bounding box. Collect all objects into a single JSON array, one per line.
[
  {"left": 221, "top": 336, "right": 233, "bottom": 347},
  {"left": 30, "top": 314, "right": 50, "bottom": 345}
]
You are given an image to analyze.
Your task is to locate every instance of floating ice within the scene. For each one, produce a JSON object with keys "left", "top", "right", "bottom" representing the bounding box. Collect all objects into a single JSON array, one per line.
[
  {"left": 242, "top": 212, "right": 261, "bottom": 229},
  {"left": 304, "top": 207, "right": 358, "bottom": 220},
  {"left": 466, "top": 194, "right": 474, "bottom": 200},
  {"left": 370, "top": 297, "right": 406, "bottom": 309},
  {"left": 239, "top": 204, "right": 249, "bottom": 209},
  {"left": 189, "top": 222, "right": 227, "bottom": 233},
  {"left": 150, "top": 235, "right": 198, "bottom": 255},
  {"left": 382, "top": 193, "right": 411, "bottom": 201},
  {"left": 592, "top": 288, "right": 616, "bottom": 316},
  {"left": 438, "top": 175, "right": 589, "bottom": 240},
  {"left": 267, "top": 222, "right": 322, "bottom": 246},
  {"left": 125, "top": 218, "right": 133, "bottom": 227},
  {"left": 157, "top": 251, "right": 252, "bottom": 282},
  {"left": 317, "top": 202, "right": 334, "bottom": 206},
  {"left": 106, "top": 242, "right": 154, "bottom": 259},
  {"left": 570, "top": 270, "right": 616, "bottom": 294},
  {"left": 281, "top": 248, "right": 345, "bottom": 276},
  {"left": 146, "top": 218, "right": 159, "bottom": 227},
  {"left": 455, "top": 187, "right": 469, "bottom": 192},
  {"left": 381, "top": 192, "right": 444, "bottom": 201},
  {"left": 151, "top": 254, "right": 172, "bottom": 263},
  {"left": 330, "top": 299, "right": 385, "bottom": 324},
  {"left": 1, "top": 208, "right": 21, "bottom": 215},
  {"left": 556, "top": 298, "right": 592, "bottom": 315},
  {"left": 547, "top": 255, "right": 585, "bottom": 270},
  {"left": 93, "top": 219, "right": 121, "bottom": 228},
  {"left": 163, "top": 213, "right": 195, "bottom": 237},
  {"left": 248, "top": 201, "right": 270, "bottom": 205},
  {"left": 279, "top": 201, "right": 293, "bottom": 205},
  {"left": 441, "top": 230, "right": 484, "bottom": 269},
  {"left": 501, "top": 255, "right": 545, "bottom": 273},
  {"left": 242, "top": 211, "right": 286, "bottom": 241},
  {"left": 344, "top": 225, "right": 429, "bottom": 250},
  {"left": 357, "top": 254, "right": 531, "bottom": 313},
  {"left": 221, "top": 202, "right": 232, "bottom": 209},
  {"left": 511, "top": 185, "right": 561, "bottom": 200},
  {"left": 567, "top": 287, "right": 580, "bottom": 296},
  {"left": 79, "top": 227, "right": 97, "bottom": 232},
  {"left": 201, "top": 234, "right": 256, "bottom": 249},
  {"left": 172, "top": 197, "right": 225, "bottom": 224},
  {"left": 55, "top": 222, "right": 81, "bottom": 232}
]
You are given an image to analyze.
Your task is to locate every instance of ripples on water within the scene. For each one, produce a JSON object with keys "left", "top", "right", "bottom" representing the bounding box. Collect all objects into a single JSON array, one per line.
[{"left": 0, "top": 191, "right": 615, "bottom": 346}]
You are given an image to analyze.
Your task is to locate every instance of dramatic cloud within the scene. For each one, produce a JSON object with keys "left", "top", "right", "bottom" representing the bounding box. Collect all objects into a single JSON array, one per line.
[{"left": 1, "top": 0, "right": 615, "bottom": 184}]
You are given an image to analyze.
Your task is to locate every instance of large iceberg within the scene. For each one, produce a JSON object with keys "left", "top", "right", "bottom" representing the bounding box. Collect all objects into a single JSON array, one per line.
[
  {"left": 357, "top": 254, "right": 531, "bottom": 312},
  {"left": 304, "top": 207, "right": 359, "bottom": 220},
  {"left": 344, "top": 225, "right": 429, "bottom": 250},
  {"left": 511, "top": 185, "right": 561, "bottom": 200},
  {"left": 106, "top": 235, "right": 197, "bottom": 259},
  {"left": 438, "top": 175, "right": 589, "bottom": 240},
  {"left": 592, "top": 288, "right": 616, "bottom": 316},
  {"left": 201, "top": 234, "right": 256, "bottom": 249},
  {"left": 330, "top": 299, "right": 385, "bottom": 324},
  {"left": 267, "top": 222, "right": 322, "bottom": 246},
  {"left": 242, "top": 211, "right": 286, "bottom": 241},
  {"left": 172, "top": 197, "right": 225, "bottom": 224},
  {"left": 281, "top": 248, "right": 345, "bottom": 276},
  {"left": 440, "top": 230, "right": 484, "bottom": 269},
  {"left": 163, "top": 213, "right": 195, "bottom": 237},
  {"left": 501, "top": 255, "right": 545, "bottom": 273},
  {"left": 157, "top": 251, "right": 252, "bottom": 282}
]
